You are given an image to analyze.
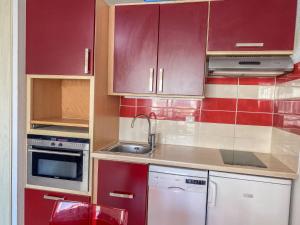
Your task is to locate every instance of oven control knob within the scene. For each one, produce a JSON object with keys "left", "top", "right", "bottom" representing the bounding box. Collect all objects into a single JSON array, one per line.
[
  {"left": 51, "top": 142, "right": 56, "bottom": 146},
  {"left": 58, "top": 143, "right": 63, "bottom": 147}
]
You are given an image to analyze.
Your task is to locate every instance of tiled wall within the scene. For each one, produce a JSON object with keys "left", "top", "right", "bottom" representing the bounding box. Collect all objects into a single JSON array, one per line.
[
  {"left": 271, "top": 63, "right": 300, "bottom": 172},
  {"left": 120, "top": 77, "right": 275, "bottom": 126},
  {"left": 119, "top": 76, "right": 277, "bottom": 153}
]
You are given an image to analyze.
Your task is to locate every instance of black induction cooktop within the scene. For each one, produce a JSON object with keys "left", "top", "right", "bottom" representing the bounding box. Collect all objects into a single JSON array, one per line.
[{"left": 220, "top": 150, "right": 267, "bottom": 168}]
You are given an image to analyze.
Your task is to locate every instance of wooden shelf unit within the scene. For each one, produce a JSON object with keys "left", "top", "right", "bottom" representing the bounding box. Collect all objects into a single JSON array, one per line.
[{"left": 27, "top": 75, "right": 93, "bottom": 136}]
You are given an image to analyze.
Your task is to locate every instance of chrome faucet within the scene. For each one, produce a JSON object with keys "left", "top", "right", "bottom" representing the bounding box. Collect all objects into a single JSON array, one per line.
[{"left": 131, "top": 114, "right": 156, "bottom": 149}]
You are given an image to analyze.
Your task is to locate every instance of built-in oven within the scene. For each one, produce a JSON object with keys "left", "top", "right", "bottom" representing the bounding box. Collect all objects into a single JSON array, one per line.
[{"left": 27, "top": 135, "right": 90, "bottom": 192}]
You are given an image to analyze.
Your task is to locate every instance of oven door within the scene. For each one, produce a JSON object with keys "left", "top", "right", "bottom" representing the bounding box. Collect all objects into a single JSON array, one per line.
[{"left": 27, "top": 148, "right": 89, "bottom": 192}]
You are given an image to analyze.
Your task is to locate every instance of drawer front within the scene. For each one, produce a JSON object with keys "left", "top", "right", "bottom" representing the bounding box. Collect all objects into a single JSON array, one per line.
[
  {"left": 25, "top": 188, "right": 90, "bottom": 225},
  {"left": 97, "top": 160, "right": 148, "bottom": 225}
]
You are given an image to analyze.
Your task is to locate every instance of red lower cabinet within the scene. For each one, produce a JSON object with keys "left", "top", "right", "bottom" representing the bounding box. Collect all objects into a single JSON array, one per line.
[
  {"left": 25, "top": 188, "right": 90, "bottom": 225},
  {"left": 97, "top": 160, "right": 148, "bottom": 225}
]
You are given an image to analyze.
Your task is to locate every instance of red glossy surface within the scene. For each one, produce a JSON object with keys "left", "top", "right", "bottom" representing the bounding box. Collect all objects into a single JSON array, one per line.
[
  {"left": 199, "top": 110, "right": 236, "bottom": 124},
  {"left": 113, "top": 5, "right": 159, "bottom": 94},
  {"left": 120, "top": 97, "right": 137, "bottom": 107},
  {"left": 157, "top": 3, "right": 208, "bottom": 95},
  {"left": 239, "top": 77, "right": 275, "bottom": 86},
  {"left": 236, "top": 112, "right": 273, "bottom": 126},
  {"left": 120, "top": 106, "right": 136, "bottom": 118},
  {"left": 238, "top": 99, "right": 274, "bottom": 113},
  {"left": 202, "top": 98, "right": 236, "bottom": 111},
  {"left": 26, "top": 0, "right": 95, "bottom": 75},
  {"left": 97, "top": 160, "right": 148, "bottom": 225},
  {"left": 49, "top": 201, "right": 128, "bottom": 225},
  {"left": 25, "top": 188, "right": 90, "bottom": 225},
  {"left": 206, "top": 77, "right": 238, "bottom": 85},
  {"left": 208, "top": 0, "right": 297, "bottom": 51}
]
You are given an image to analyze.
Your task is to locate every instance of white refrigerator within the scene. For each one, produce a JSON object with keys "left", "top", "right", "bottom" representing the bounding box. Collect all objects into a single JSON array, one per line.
[{"left": 207, "top": 171, "right": 291, "bottom": 225}]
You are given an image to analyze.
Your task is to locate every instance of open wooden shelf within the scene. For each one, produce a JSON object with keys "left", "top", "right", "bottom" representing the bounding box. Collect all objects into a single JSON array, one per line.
[
  {"left": 31, "top": 118, "right": 89, "bottom": 128},
  {"left": 27, "top": 76, "right": 93, "bottom": 136}
]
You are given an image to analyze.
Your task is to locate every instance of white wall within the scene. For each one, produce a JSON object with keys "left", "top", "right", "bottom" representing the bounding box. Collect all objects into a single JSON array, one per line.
[
  {"left": 0, "top": 0, "right": 12, "bottom": 224},
  {"left": 12, "top": 0, "right": 26, "bottom": 224}
]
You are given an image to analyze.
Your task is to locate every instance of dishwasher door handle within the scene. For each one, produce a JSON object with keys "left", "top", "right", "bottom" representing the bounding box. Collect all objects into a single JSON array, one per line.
[{"left": 167, "top": 187, "right": 185, "bottom": 192}]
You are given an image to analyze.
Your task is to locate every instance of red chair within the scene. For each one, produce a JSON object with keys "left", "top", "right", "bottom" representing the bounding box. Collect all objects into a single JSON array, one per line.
[{"left": 49, "top": 201, "right": 128, "bottom": 225}]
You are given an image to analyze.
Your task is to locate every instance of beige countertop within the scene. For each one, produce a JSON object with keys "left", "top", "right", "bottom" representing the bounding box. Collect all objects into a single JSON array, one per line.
[{"left": 92, "top": 144, "right": 298, "bottom": 180}]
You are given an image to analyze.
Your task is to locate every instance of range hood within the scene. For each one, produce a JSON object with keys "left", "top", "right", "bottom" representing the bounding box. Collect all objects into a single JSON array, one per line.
[{"left": 208, "top": 56, "right": 294, "bottom": 77}]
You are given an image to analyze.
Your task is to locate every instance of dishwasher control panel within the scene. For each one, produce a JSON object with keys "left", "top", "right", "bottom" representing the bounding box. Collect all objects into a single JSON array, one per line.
[
  {"left": 186, "top": 179, "right": 206, "bottom": 185},
  {"left": 149, "top": 171, "right": 208, "bottom": 193}
]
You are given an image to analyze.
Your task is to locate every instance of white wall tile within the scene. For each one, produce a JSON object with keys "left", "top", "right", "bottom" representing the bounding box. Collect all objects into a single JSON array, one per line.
[
  {"left": 271, "top": 128, "right": 300, "bottom": 172},
  {"left": 275, "top": 85, "right": 300, "bottom": 99},
  {"left": 238, "top": 85, "right": 275, "bottom": 100},
  {"left": 204, "top": 84, "right": 238, "bottom": 99}
]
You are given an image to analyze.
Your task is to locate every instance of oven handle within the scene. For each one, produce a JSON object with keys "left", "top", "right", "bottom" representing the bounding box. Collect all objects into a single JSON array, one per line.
[{"left": 28, "top": 149, "right": 82, "bottom": 157}]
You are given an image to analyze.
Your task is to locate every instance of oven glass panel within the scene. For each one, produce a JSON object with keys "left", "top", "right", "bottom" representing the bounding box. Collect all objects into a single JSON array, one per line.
[
  {"left": 32, "top": 151, "right": 83, "bottom": 181},
  {"left": 38, "top": 159, "right": 77, "bottom": 179}
]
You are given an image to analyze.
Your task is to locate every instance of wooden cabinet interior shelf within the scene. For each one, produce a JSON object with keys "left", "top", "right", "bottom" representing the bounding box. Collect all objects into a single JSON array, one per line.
[
  {"left": 31, "top": 118, "right": 89, "bottom": 128},
  {"left": 27, "top": 76, "right": 93, "bottom": 136}
]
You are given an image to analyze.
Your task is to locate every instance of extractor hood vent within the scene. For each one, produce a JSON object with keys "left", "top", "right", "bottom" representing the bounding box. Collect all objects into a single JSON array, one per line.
[{"left": 208, "top": 56, "right": 294, "bottom": 77}]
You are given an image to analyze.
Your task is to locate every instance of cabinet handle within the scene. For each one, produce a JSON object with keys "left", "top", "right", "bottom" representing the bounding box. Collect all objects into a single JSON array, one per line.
[
  {"left": 43, "top": 195, "right": 65, "bottom": 201},
  {"left": 158, "top": 68, "right": 164, "bottom": 93},
  {"left": 84, "top": 48, "right": 90, "bottom": 74},
  {"left": 208, "top": 181, "right": 217, "bottom": 207},
  {"left": 235, "top": 43, "right": 264, "bottom": 48},
  {"left": 149, "top": 68, "right": 154, "bottom": 92},
  {"left": 109, "top": 192, "right": 134, "bottom": 199}
]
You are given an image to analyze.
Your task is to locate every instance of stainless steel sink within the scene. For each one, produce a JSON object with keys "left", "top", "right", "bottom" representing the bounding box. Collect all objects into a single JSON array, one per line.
[{"left": 107, "top": 143, "right": 153, "bottom": 154}]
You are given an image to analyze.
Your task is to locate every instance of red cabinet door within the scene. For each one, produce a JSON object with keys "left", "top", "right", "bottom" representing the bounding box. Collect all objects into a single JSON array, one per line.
[
  {"left": 97, "top": 160, "right": 148, "bottom": 225},
  {"left": 25, "top": 188, "right": 90, "bottom": 225},
  {"left": 208, "top": 0, "right": 297, "bottom": 52},
  {"left": 157, "top": 3, "right": 208, "bottom": 96},
  {"left": 113, "top": 5, "right": 159, "bottom": 94},
  {"left": 26, "top": 0, "right": 95, "bottom": 75}
]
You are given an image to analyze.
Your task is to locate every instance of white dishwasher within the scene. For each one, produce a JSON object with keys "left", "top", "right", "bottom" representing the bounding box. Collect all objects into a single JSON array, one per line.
[{"left": 148, "top": 165, "right": 208, "bottom": 225}]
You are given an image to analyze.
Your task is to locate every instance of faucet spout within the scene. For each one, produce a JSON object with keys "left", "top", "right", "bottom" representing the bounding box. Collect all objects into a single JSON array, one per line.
[{"left": 131, "top": 114, "right": 156, "bottom": 149}]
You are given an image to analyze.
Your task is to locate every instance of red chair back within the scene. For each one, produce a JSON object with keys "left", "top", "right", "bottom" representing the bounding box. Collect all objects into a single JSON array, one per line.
[{"left": 49, "top": 201, "right": 128, "bottom": 225}]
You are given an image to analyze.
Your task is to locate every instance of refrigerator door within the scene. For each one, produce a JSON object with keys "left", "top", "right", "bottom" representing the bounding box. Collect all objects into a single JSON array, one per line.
[{"left": 207, "top": 172, "right": 291, "bottom": 225}]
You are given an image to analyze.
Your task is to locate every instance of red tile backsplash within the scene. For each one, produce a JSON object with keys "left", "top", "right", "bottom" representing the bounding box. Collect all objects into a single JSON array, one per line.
[
  {"left": 236, "top": 112, "right": 273, "bottom": 126},
  {"left": 120, "top": 106, "right": 136, "bottom": 117},
  {"left": 202, "top": 98, "right": 236, "bottom": 111},
  {"left": 120, "top": 97, "right": 136, "bottom": 106},
  {"left": 206, "top": 77, "right": 238, "bottom": 85},
  {"left": 200, "top": 110, "right": 236, "bottom": 124},
  {"left": 120, "top": 97, "right": 274, "bottom": 126},
  {"left": 239, "top": 77, "right": 275, "bottom": 86},
  {"left": 238, "top": 99, "right": 273, "bottom": 113}
]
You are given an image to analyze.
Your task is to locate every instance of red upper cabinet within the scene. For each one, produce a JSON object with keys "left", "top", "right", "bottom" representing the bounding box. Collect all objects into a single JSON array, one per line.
[
  {"left": 26, "top": 0, "right": 95, "bottom": 75},
  {"left": 157, "top": 3, "right": 208, "bottom": 96},
  {"left": 113, "top": 5, "right": 159, "bottom": 94},
  {"left": 97, "top": 160, "right": 148, "bottom": 225},
  {"left": 25, "top": 188, "right": 90, "bottom": 225},
  {"left": 111, "top": 3, "right": 208, "bottom": 96},
  {"left": 208, "top": 0, "right": 297, "bottom": 53}
]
